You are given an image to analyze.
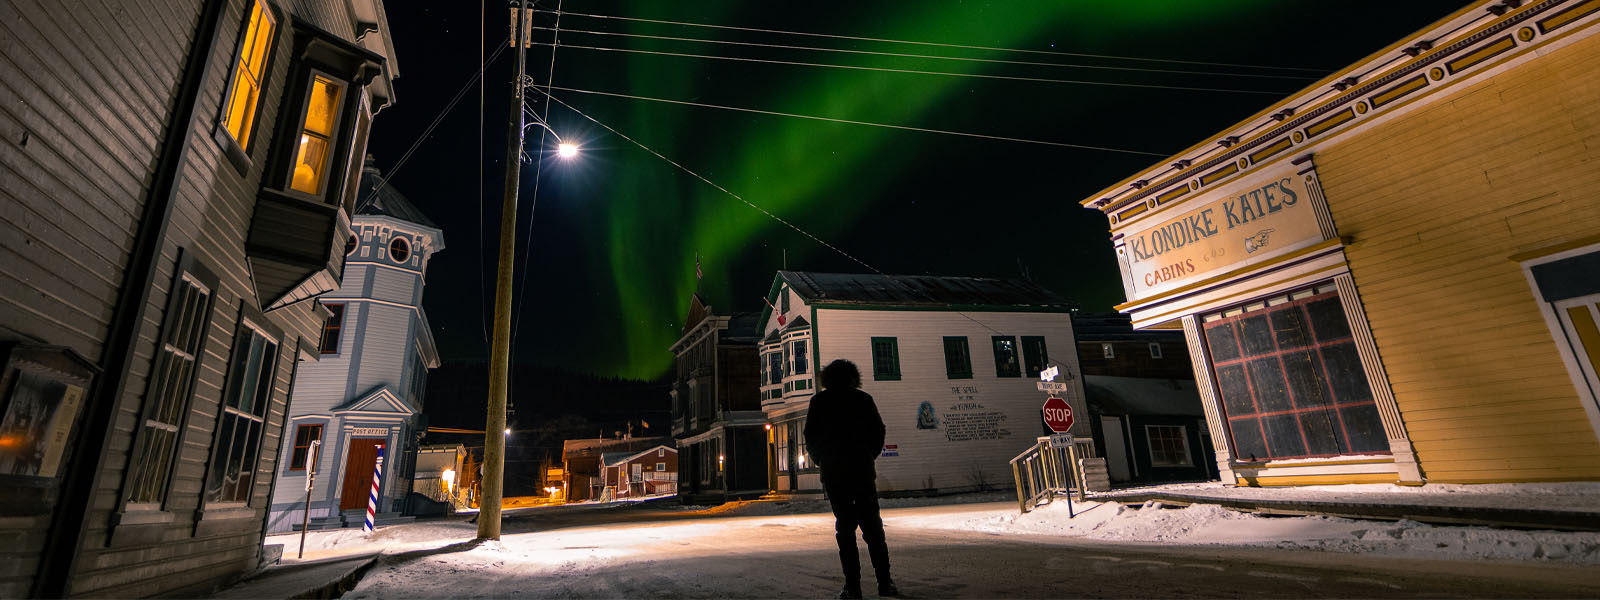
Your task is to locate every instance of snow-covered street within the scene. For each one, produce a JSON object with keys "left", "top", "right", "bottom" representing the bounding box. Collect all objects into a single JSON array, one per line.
[{"left": 264, "top": 496, "right": 1600, "bottom": 598}]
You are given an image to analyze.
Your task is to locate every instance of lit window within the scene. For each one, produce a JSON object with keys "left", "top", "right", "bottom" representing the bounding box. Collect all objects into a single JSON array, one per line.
[
  {"left": 993, "top": 336, "right": 1020, "bottom": 377},
  {"left": 289, "top": 75, "right": 344, "bottom": 195},
  {"left": 222, "top": 0, "right": 275, "bottom": 150},
  {"left": 1102, "top": 343, "right": 1115, "bottom": 359}
]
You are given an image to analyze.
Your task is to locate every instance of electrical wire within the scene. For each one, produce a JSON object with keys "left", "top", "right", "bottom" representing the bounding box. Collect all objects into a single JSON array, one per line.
[
  {"left": 533, "top": 7, "right": 1326, "bottom": 73},
  {"left": 531, "top": 86, "right": 1102, "bottom": 376},
  {"left": 526, "top": 25, "right": 1320, "bottom": 81},
  {"left": 535, "top": 84, "right": 1168, "bottom": 157},
  {"left": 525, "top": 41, "right": 1287, "bottom": 95},
  {"left": 512, "top": 0, "right": 563, "bottom": 342}
]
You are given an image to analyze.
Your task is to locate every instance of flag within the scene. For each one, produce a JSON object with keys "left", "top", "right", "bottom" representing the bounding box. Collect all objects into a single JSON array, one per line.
[
  {"left": 695, "top": 252, "right": 702, "bottom": 280},
  {"left": 762, "top": 295, "right": 787, "bottom": 327}
]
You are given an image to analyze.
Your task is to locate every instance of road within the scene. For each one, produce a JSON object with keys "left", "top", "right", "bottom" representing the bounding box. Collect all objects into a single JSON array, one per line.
[{"left": 345, "top": 501, "right": 1600, "bottom": 598}]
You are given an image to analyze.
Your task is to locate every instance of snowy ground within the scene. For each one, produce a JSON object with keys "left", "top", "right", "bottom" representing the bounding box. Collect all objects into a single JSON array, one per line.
[{"left": 1101, "top": 481, "right": 1600, "bottom": 512}]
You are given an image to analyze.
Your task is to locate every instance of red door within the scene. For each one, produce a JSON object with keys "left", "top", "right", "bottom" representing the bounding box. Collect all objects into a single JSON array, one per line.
[{"left": 340, "top": 439, "right": 385, "bottom": 510}]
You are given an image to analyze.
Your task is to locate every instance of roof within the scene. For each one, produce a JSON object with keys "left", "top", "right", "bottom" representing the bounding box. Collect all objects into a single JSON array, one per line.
[
  {"left": 1071, "top": 312, "right": 1185, "bottom": 342},
  {"left": 355, "top": 158, "right": 438, "bottom": 229},
  {"left": 1084, "top": 375, "right": 1203, "bottom": 417},
  {"left": 777, "top": 271, "right": 1071, "bottom": 309},
  {"left": 724, "top": 312, "right": 761, "bottom": 342}
]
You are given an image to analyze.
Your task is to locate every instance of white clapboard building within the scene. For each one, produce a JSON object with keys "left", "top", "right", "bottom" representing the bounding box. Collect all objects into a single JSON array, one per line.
[
  {"left": 757, "top": 271, "right": 1089, "bottom": 494},
  {"left": 265, "top": 163, "right": 443, "bottom": 531}
]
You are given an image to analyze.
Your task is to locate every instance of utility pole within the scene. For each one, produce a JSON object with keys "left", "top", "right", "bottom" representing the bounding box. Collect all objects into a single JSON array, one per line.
[{"left": 480, "top": 0, "right": 530, "bottom": 541}]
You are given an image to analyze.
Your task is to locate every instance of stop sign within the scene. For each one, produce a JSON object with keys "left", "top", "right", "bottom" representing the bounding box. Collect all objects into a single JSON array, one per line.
[{"left": 1042, "top": 397, "right": 1074, "bottom": 432}]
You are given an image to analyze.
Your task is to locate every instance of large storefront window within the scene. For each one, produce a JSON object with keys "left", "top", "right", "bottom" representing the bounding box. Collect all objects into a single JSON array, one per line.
[{"left": 1202, "top": 285, "right": 1388, "bottom": 461}]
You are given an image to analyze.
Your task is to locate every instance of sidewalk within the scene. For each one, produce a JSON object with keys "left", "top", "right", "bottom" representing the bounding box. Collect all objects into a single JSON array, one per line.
[
  {"left": 215, "top": 551, "right": 381, "bottom": 600},
  {"left": 1090, "top": 481, "right": 1600, "bottom": 531}
]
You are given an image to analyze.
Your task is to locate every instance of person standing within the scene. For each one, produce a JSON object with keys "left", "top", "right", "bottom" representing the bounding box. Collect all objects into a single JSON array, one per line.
[{"left": 805, "top": 359, "right": 898, "bottom": 599}]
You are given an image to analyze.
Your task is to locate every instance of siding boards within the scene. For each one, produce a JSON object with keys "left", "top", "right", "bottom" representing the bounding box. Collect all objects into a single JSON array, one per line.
[{"left": 1318, "top": 31, "right": 1600, "bottom": 483}]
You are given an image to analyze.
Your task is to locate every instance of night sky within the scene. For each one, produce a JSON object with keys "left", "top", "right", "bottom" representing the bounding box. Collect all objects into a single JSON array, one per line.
[{"left": 373, "top": 1, "right": 1465, "bottom": 380}]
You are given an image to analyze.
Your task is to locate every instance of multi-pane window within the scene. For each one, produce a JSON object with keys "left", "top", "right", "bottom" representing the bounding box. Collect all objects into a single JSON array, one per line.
[
  {"left": 992, "top": 336, "right": 1021, "bottom": 378},
  {"left": 791, "top": 339, "right": 809, "bottom": 376},
  {"left": 289, "top": 75, "right": 345, "bottom": 195},
  {"left": 1022, "top": 336, "right": 1048, "bottom": 378},
  {"left": 288, "top": 424, "right": 323, "bottom": 471},
  {"left": 222, "top": 0, "right": 275, "bottom": 150},
  {"left": 656, "top": 462, "right": 666, "bottom": 471},
  {"left": 318, "top": 303, "right": 344, "bottom": 354},
  {"left": 205, "top": 319, "right": 279, "bottom": 505},
  {"left": 775, "top": 423, "right": 789, "bottom": 473},
  {"left": 795, "top": 418, "right": 810, "bottom": 470},
  {"left": 389, "top": 236, "right": 410, "bottom": 263},
  {"left": 871, "top": 337, "right": 901, "bottom": 381},
  {"left": 1149, "top": 343, "right": 1164, "bottom": 359},
  {"left": 943, "top": 336, "right": 972, "bottom": 379},
  {"left": 126, "top": 256, "right": 218, "bottom": 508},
  {"left": 1203, "top": 286, "right": 1388, "bottom": 462},
  {"left": 768, "top": 350, "right": 784, "bottom": 385},
  {"left": 1145, "top": 425, "right": 1191, "bottom": 466}
]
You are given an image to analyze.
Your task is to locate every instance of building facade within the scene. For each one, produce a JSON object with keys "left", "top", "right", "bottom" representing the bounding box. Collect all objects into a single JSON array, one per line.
[
  {"left": 0, "top": 0, "right": 399, "bottom": 595},
  {"left": 560, "top": 436, "right": 671, "bottom": 501},
  {"left": 601, "top": 445, "right": 678, "bottom": 499},
  {"left": 1073, "top": 313, "right": 1213, "bottom": 484},
  {"left": 669, "top": 295, "right": 766, "bottom": 503},
  {"left": 759, "top": 271, "right": 1090, "bottom": 494},
  {"left": 265, "top": 164, "right": 442, "bottom": 532},
  {"left": 1079, "top": 0, "right": 1600, "bottom": 486}
]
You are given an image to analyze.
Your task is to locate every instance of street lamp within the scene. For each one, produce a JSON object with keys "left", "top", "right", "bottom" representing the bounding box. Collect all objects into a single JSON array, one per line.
[{"left": 557, "top": 142, "right": 578, "bottom": 159}]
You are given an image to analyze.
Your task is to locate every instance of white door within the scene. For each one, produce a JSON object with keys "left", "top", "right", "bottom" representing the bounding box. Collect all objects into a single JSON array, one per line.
[{"left": 1101, "top": 416, "right": 1132, "bottom": 482}]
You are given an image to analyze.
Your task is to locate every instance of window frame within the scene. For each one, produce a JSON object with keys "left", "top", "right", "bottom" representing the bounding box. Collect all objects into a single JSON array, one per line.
[
  {"left": 287, "top": 423, "right": 324, "bottom": 472},
  {"left": 992, "top": 336, "right": 1021, "bottom": 378},
  {"left": 284, "top": 69, "right": 348, "bottom": 199},
  {"left": 389, "top": 235, "right": 411, "bottom": 264},
  {"left": 214, "top": 0, "right": 280, "bottom": 172},
  {"left": 119, "top": 251, "right": 220, "bottom": 514},
  {"left": 318, "top": 302, "right": 345, "bottom": 355},
  {"left": 943, "top": 336, "right": 972, "bottom": 379},
  {"left": 1144, "top": 424, "right": 1193, "bottom": 467},
  {"left": 1149, "top": 342, "right": 1164, "bottom": 359},
  {"left": 201, "top": 306, "right": 282, "bottom": 508},
  {"left": 870, "top": 337, "right": 901, "bottom": 381},
  {"left": 1102, "top": 343, "right": 1115, "bottom": 359},
  {"left": 1021, "top": 336, "right": 1048, "bottom": 378}
]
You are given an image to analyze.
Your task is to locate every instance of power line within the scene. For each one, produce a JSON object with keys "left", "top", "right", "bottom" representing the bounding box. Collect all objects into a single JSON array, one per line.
[
  {"left": 527, "top": 41, "right": 1286, "bottom": 95},
  {"left": 532, "top": 89, "right": 884, "bottom": 276},
  {"left": 536, "top": 84, "right": 1169, "bottom": 157},
  {"left": 513, "top": 0, "right": 564, "bottom": 342},
  {"left": 530, "top": 86, "right": 1097, "bottom": 376},
  {"left": 528, "top": 25, "right": 1319, "bottom": 81},
  {"left": 533, "top": 7, "right": 1326, "bottom": 73}
]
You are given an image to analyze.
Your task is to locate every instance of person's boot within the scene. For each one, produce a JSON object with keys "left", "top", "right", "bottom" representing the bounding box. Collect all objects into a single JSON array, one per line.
[
  {"left": 877, "top": 576, "right": 899, "bottom": 598},
  {"left": 837, "top": 582, "right": 863, "bottom": 599}
]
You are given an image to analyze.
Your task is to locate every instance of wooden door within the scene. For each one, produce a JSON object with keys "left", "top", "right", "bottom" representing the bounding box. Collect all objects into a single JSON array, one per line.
[{"left": 340, "top": 439, "right": 385, "bottom": 510}]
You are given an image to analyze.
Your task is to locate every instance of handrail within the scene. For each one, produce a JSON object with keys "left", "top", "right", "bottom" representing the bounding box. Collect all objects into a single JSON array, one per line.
[{"left": 1009, "top": 436, "right": 1081, "bottom": 515}]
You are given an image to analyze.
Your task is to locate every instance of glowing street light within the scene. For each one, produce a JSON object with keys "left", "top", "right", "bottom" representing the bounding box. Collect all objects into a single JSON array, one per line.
[
  {"left": 557, "top": 142, "right": 578, "bottom": 159},
  {"left": 504, "top": 428, "right": 512, "bottom": 436}
]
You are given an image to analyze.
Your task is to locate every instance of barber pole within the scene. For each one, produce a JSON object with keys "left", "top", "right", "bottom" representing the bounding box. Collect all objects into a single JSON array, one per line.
[{"left": 364, "top": 445, "right": 385, "bottom": 533}]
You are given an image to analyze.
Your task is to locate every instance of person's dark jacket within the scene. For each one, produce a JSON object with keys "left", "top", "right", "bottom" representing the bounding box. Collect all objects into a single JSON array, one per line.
[{"left": 803, "top": 388, "right": 886, "bottom": 476}]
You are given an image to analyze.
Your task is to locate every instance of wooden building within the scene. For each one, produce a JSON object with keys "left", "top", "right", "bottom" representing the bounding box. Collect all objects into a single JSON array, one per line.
[
  {"left": 601, "top": 445, "right": 678, "bottom": 500},
  {"left": 0, "top": 0, "right": 399, "bottom": 595},
  {"left": 758, "top": 271, "right": 1089, "bottom": 494},
  {"left": 1079, "top": 0, "right": 1600, "bottom": 486},
  {"left": 265, "top": 163, "right": 442, "bottom": 532},
  {"left": 559, "top": 436, "right": 671, "bottom": 502},
  {"left": 669, "top": 295, "right": 766, "bottom": 503}
]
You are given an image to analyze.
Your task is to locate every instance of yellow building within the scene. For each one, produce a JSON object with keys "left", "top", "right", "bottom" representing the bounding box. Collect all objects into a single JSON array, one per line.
[{"left": 1079, "top": 0, "right": 1600, "bottom": 486}]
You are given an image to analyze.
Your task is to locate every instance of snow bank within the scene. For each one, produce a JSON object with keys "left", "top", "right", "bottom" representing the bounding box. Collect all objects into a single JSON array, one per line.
[{"left": 904, "top": 499, "right": 1600, "bottom": 564}]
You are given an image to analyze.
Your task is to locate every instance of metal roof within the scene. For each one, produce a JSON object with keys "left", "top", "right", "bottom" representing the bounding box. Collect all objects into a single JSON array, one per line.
[
  {"left": 1084, "top": 375, "right": 1204, "bottom": 417},
  {"left": 354, "top": 158, "right": 438, "bottom": 229},
  {"left": 778, "top": 270, "right": 1071, "bottom": 308}
]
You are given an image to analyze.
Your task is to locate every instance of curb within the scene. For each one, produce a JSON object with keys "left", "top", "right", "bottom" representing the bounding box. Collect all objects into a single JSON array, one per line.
[
  {"left": 1092, "top": 491, "right": 1600, "bottom": 531},
  {"left": 215, "top": 552, "right": 381, "bottom": 600}
]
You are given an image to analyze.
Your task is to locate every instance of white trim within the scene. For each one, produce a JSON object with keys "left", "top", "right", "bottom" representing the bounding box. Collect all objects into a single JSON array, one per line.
[{"left": 1520, "top": 242, "right": 1600, "bottom": 444}]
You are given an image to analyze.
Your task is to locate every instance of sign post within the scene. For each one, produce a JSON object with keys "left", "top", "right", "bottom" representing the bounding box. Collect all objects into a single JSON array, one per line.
[{"left": 298, "top": 439, "right": 319, "bottom": 558}]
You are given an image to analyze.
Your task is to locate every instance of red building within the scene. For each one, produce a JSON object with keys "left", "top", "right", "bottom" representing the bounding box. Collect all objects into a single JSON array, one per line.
[{"left": 602, "top": 445, "right": 679, "bottom": 499}]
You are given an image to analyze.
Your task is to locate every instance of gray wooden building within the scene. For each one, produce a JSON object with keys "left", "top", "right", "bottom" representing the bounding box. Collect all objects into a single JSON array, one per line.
[
  {"left": 0, "top": 0, "right": 399, "bottom": 595},
  {"left": 669, "top": 295, "right": 765, "bottom": 503},
  {"left": 266, "top": 163, "right": 442, "bottom": 532}
]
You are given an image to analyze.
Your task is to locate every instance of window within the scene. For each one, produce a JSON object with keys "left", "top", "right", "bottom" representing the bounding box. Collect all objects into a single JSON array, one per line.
[
  {"left": 871, "top": 337, "right": 901, "bottom": 381},
  {"left": 1022, "top": 336, "right": 1048, "bottom": 378},
  {"left": 791, "top": 339, "right": 808, "bottom": 375},
  {"left": 1146, "top": 425, "right": 1192, "bottom": 467},
  {"left": 1202, "top": 286, "right": 1388, "bottom": 461},
  {"left": 125, "top": 253, "right": 218, "bottom": 509},
  {"left": 775, "top": 423, "right": 789, "bottom": 472},
  {"left": 345, "top": 234, "right": 359, "bottom": 256},
  {"left": 389, "top": 236, "right": 410, "bottom": 263},
  {"left": 318, "top": 303, "right": 344, "bottom": 354},
  {"left": 221, "top": 0, "right": 276, "bottom": 150},
  {"left": 656, "top": 462, "right": 666, "bottom": 471},
  {"left": 289, "top": 424, "right": 323, "bottom": 471},
  {"left": 289, "top": 74, "right": 345, "bottom": 195},
  {"left": 794, "top": 418, "right": 810, "bottom": 471},
  {"left": 992, "top": 336, "right": 1020, "bottom": 378},
  {"left": 780, "top": 287, "right": 790, "bottom": 313},
  {"left": 1102, "top": 343, "right": 1115, "bottom": 359},
  {"left": 769, "top": 349, "right": 785, "bottom": 385},
  {"left": 1149, "top": 343, "right": 1164, "bottom": 359},
  {"left": 658, "top": 448, "right": 664, "bottom": 457},
  {"left": 943, "top": 336, "right": 972, "bottom": 379},
  {"left": 205, "top": 317, "right": 280, "bottom": 505}
]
